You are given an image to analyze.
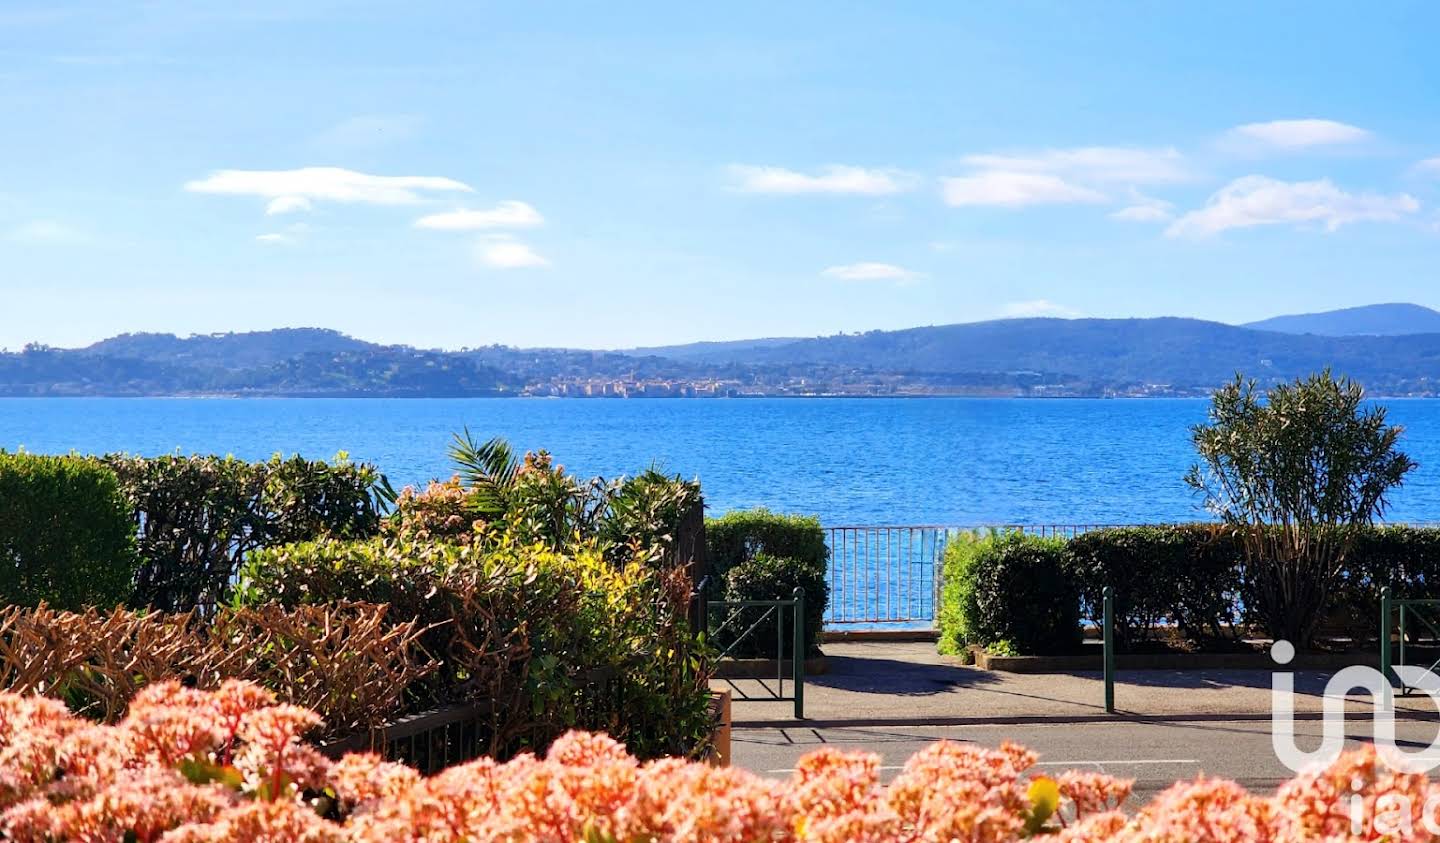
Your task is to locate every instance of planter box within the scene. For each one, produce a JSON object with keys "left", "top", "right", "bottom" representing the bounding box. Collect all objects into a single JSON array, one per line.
[
  {"left": 969, "top": 644, "right": 1376, "bottom": 673},
  {"left": 707, "top": 691, "right": 732, "bottom": 766},
  {"left": 712, "top": 655, "right": 828, "bottom": 679}
]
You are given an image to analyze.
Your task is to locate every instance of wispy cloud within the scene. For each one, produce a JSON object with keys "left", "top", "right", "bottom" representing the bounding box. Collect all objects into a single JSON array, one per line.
[
  {"left": 961, "top": 146, "right": 1190, "bottom": 185},
  {"left": 729, "top": 164, "right": 914, "bottom": 195},
  {"left": 1109, "top": 190, "right": 1175, "bottom": 223},
  {"left": 310, "top": 115, "right": 423, "bottom": 150},
  {"left": 414, "top": 201, "right": 543, "bottom": 230},
  {"left": 185, "top": 167, "right": 473, "bottom": 210},
  {"left": 476, "top": 237, "right": 549, "bottom": 269},
  {"left": 820, "top": 262, "right": 923, "bottom": 282},
  {"left": 942, "top": 171, "right": 1107, "bottom": 207},
  {"left": 265, "top": 196, "right": 313, "bottom": 215},
  {"left": 1224, "top": 119, "right": 1372, "bottom": 151},
  {"left": 1166, "top": 175, "right": 1418, "bottom": 238},
  {"left": 1415, "top": 156, "right": 1440, "bottom": 176},
  {"left": 5, "top": 219, "right": 81, "bottom": 243},
  {"left": 255, "top": 232, "right": 294, "bottom": 245},
  {"left": 1000, "top": 300, "right": 1082, "bottom": 318}
]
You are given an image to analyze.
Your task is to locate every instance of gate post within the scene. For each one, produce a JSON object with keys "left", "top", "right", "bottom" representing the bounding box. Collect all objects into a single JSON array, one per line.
[
  {"left": 1103, "top": 586, "right": 1115, "bottom": 714},
  {"left": 793, "top": 586, "right": 806, "bottom": 719},
  {"left": 1381, "top": 586, "right": 1393, "bottom": 687}
]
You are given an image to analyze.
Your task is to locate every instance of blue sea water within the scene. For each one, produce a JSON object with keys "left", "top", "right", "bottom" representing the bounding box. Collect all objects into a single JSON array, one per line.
[{"left": 5, "top": 397, "right": 1440, "bottom": 526}]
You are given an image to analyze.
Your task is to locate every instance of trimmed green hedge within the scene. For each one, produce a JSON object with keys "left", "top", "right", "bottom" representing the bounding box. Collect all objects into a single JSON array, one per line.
[
  {"left": 0, "top": 452, "right": 138, "bottom": 610},
  {"left": 705, "top": 509, "right": 830, "bottom": 658},
  {"left": 938, "top": 531, "right": 1079, "bottom": 656},
  {"left": 940, "top": 524, "right": 1440, "bottom": 656}
]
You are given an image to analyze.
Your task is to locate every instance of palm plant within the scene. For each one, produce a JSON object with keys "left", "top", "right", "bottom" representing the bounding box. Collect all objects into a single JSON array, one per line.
[{"left": 447, "top": 428, "right": 519, "bottom": 518}]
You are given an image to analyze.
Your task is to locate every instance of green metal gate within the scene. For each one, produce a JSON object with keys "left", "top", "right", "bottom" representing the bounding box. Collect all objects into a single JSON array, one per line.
[
  {"left": 695, "top": 585, "right": 806, "bottom": 718},
  {"left": 1380, "top": 587, "right": 1440, "bottom": 695}
]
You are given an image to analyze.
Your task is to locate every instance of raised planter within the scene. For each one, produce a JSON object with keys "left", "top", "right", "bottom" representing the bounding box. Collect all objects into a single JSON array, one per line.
[
  {"left": 712, "top": 655, "right": 828, "bottom": 679},
  {"left": 707, "top": 690, "right": 732, "bottom": 766},
  {"left": 969, "top": 644, "right": 1377, "bottom": 673}
]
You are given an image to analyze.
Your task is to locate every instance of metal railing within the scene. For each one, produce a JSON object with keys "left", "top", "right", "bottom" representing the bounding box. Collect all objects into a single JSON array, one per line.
[{"left": 824, "top": 524, "right": 1127, "bottom": 627}]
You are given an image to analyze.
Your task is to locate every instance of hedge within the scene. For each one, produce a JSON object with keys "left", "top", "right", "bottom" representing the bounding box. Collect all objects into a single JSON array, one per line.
[
  {"left": 104, "top": 452, "right": 391, "bottom": 611},
  {"left": 938, "top": 531, "right": 1079, "bottom": 656},
  {"left": 0, "top": 452, "right": 138, "bottom": 610},
  {"left": 705, "top": 509, "right": 830, "bottom": 658},
  {"left": 939, "top": 524, "right": 1440, "bottom": 656}
]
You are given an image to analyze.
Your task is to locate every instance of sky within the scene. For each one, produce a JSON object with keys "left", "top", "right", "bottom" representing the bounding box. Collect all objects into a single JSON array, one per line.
[{"left": 2, "top": 1, "right": 1439, "bottom": 351}]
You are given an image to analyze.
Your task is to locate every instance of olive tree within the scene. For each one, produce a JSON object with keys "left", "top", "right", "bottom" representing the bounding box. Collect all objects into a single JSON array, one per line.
[{"left": 1185, "top": 371, "right": 1416, "bottom": 647}]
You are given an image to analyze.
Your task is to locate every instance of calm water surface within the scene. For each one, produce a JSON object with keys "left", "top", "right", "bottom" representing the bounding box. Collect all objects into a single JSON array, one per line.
[{"left": 6, "top": 397, "right": 1440, "bottom": 525}]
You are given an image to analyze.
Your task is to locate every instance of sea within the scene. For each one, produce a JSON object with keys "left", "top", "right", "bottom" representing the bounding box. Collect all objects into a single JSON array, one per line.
[{"left": 7, "top": 396, "right": 1440, "bottom": 527}]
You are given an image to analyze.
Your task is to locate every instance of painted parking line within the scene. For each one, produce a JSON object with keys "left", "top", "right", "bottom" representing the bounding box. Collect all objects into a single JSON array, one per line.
[{"left": 764, "top": 759, "right": 1200, "bottom": 774}]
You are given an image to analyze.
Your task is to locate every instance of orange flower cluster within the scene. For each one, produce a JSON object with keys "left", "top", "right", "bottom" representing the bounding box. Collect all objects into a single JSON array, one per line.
[{"left": 0, "top": 681, "right": 1434, "bottom": 841}]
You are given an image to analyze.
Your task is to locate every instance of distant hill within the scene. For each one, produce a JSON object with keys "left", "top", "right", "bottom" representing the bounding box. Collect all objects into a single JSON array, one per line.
[
  {"left": 1243, "top": 303, "right": 1440, "bottom": 337},
  {"left": 637, "top": 316, "right": 1440, "bottom": 390},
  {"left": 10, "top": 311, "right": 1440, "bottom": 397},
  {"left": 624, "top": 337, "right": 802, "bottom": 360},
  {"left": 83, "top": 328, "right": 382, "bottom": 369}
]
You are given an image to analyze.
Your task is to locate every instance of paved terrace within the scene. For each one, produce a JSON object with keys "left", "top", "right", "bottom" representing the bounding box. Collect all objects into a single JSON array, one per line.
[{"left": 714, "top": 641, "right": 1440, "bottom": 727}]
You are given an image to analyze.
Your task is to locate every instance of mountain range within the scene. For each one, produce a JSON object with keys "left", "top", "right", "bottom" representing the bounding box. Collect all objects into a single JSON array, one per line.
[{"left": 6, "top": 303, "right": 1440, "bottom": 398}]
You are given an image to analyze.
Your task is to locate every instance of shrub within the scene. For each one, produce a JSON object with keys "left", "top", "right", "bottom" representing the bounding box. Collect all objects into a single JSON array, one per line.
[
  {"left": 720, "top": 553, "right": 828, "bottom": 658},
  {"left": 1065, "top": 525, "right": 1243, "bottom": 650},
  {"left": 938, "top": 531, "right": 1079, "bottom": 656},
  {"left": 706, "top": 509, "right": 829, "bottom": 585},
  {"left": 235, "top": 536, "right": 714, "bottom": 759},
  {"left": 0, "top": 602, "right": 434, "bottom": 739},
  {"left": 0, "top": 452, "right": 138, "bottom": 610},
  {"left": 936, "top": 530, "right": 987, "bottom": 656},
  {"left": 0, "top": 684, "right": 1417, "bottom": 842},
  {"left": 104, "top": 452, "right": 391, "bottom": 612}
]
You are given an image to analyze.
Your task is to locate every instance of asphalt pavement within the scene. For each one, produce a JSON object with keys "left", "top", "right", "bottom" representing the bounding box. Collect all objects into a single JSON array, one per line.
[{"left": 731, "top": 717, "right": 1440, "bottom": 802}]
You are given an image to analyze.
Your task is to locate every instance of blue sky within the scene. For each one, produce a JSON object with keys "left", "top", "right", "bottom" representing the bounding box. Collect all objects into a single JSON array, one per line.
[{"left": 2, "top": 2, "right": 1439, "bottom": 350}]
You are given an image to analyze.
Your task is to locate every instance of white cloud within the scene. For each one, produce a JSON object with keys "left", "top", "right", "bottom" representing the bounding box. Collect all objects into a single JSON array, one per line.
[
  {"left": 729, "top": 164, "right": 913, "bottom": 195},
  {"left": 185, "top": 167, "right": 473, "bottom": 207},
  {"left": 1000, "top": 300, "right": 1082, "bottom": 318},
  {"left": 1109, "top": 190, "right": 1175, "bottom": 223},
  {"left": 1166, "top": 175, "right": 1419, "bottom": 238},
  {"left": 255, "top": 232, "right": 294, "bottom": 245},
  {"left": 942, "top": 171, "right": 1107, "bottom": 207},
  {"left": 1226, "top": 119, "right": 1371, "bottom": 150},
  {"left": 1415, "top": 156, "right": 1440, "bottom": 176},
  {"left": 5, "top": 219, "right": 80, "bottom": 243},
  {"left": 414, "top": 201, "right": 544, "bottom": 230},
  {"left": 476, "top": 239, "right": 549, "bottom": 269},
  {"left": 820, "top": 262, "right": 923, "bottom": 282},
  {"left": 265, "top": 196, "right": 313, "bottom": 215},
  {"left": 961, "top": 146, "right": 1189, "bottom": 185}
]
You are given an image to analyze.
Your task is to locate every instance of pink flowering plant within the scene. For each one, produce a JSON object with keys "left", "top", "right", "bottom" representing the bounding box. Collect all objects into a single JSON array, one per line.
[{"left": 0, "top": 681, "right": 1433, "bottom": 841}]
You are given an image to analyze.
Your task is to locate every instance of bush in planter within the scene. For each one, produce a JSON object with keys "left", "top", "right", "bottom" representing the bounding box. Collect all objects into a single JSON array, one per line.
[
  {"left": 0, "top": 452, "right": 138, "bottom": 610},
  {"left": 720, "top": 552, "right": 828, "bottom": 658},
  {"left": 937, "top": 531, "right": 1079, "bottom": 656}
]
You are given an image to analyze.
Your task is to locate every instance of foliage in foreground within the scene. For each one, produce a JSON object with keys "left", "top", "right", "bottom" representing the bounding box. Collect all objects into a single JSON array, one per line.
[
  {"left": 0, "top": 603, "right": 433, "bottom": 741},
  {"left": 0, "top": 681, "right": 1429, "bottom": 841},
  {"left": 235, "top": 536, "right": 713, "bottom": 759},
  {"left": 705, "top": 508, "right": 831, "bottom": 658},
  {"left": 0, "top": 452, "right": 139, "bottom": 611}
]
